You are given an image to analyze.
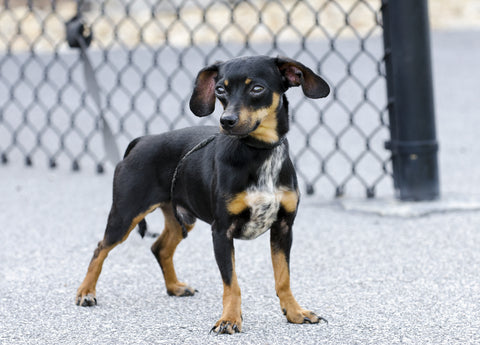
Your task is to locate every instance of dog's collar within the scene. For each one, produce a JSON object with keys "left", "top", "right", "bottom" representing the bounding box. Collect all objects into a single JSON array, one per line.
[{"left": 240, "top": 135, "right": 287, "bottom": 150}]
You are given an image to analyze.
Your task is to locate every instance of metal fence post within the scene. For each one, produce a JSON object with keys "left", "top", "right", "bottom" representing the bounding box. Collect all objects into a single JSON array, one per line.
[{"left": 381, "top": 0, "right": 440, "bottom": 201}]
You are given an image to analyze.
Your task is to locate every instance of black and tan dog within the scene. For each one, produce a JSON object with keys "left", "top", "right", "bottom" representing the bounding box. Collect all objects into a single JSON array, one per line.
[{"left": 75, "top": 56, "right": 330, "bottom": 334}]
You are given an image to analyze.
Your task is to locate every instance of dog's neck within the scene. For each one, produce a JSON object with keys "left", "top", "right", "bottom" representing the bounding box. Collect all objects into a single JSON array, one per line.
[{"left": 240, "top": 135, "right": 286, "bottom": 150}]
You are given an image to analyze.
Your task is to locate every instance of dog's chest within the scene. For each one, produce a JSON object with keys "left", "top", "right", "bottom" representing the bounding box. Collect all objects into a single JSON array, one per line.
[{"left": 239, "top": 146, "right": 285, "bottom": 240}]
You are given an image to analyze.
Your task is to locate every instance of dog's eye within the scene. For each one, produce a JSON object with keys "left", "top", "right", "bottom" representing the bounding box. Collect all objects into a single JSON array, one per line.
[
  {"left": 215, "top": 86, "right": 226, "bottom": 95},
  {"left": 250, "top": 85, "right": 264, "bottom": 95}
]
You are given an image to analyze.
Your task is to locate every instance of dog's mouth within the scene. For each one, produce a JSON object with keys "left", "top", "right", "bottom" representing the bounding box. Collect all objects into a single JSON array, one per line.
[{"left": 248, "top": 120, "right": 261, "bottom": 134}]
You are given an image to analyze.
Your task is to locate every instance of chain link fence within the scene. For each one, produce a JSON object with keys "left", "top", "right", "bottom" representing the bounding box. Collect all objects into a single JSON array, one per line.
[{"left": 0, "top": 0, "right": 391, "bottom": 198}]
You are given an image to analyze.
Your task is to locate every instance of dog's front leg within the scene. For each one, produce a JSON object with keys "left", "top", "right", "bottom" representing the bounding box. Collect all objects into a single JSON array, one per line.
[
  {"left": 270, "top": 218, "right": 327, "bottom": 324},
  {"left": 211, "top": 227, "right": 242, "bottom": 334}
]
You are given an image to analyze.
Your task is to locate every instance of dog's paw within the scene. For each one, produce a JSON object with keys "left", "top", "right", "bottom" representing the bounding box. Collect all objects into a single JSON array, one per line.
[
  {"left": 76, "top": 292, "right": 97, "bottom": 307},
  {"left": 210, "top": 318, "right": 242, "bottom": 335},
  {"left": 283, "top": 308, "right": 327, "bottom": 324},
  {"left": 166, "top": 282, "right": 197, "bottom": 297}
]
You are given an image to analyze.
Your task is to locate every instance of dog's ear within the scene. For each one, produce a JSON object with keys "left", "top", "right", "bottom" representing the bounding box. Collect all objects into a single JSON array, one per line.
[
  {"left": 189, "top": 63, "right": 221, "bottom": 117},
  {"left": 275, "top": 57, "right": 330, "bottom": 98}
]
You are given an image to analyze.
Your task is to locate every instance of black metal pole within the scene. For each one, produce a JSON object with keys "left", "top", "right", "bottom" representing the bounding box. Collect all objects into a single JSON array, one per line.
[{"left": 381, "top": 0, "right": 440, "bottom": 201}]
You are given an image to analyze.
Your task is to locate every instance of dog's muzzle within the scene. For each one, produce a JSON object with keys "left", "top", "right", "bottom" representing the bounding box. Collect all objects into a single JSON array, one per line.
[{"left": 220, "top": 113, "right": 239, "bottom": 131}]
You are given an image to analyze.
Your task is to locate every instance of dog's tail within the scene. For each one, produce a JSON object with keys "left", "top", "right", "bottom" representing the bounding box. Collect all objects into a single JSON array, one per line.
[
  {"left": 138, "top": 219, "right": 147, "bottom": 238},
  {"left": 123, "top": 137, "right": 142, "bottom": 159},
  {"left": 137, "top": 219, "right": 159, "bottom": 238}
]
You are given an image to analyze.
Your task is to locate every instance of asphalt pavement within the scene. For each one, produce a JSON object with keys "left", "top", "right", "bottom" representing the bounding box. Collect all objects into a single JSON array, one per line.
[{"left": 1, "top": 29, "right": 480, "bottom": 345}]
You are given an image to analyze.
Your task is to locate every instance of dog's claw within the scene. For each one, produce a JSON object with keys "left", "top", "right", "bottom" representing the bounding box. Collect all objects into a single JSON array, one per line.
[
  {"left": 181, "top": 289, "right": 194, "bottom": 297},
  {"left": 76, "top": 293, "right": 97, "bottom": 307},
  {"left": 219, "top": 322, "right": 228, "bottom": 334},
  {"left": 307, "top": 311, "right": 328, "bottom": 325},
  {"left": 210, "top": 321, "right": 241, "bottom": 335},
  {"left": 284, "top": 309, "right": 328, "bottom": 325},
  {"left": 304, "top": 313, "right": 328, "bottom": 325},
  {"left": 167, "top": 285, "right": 196, "bottom": 297}
]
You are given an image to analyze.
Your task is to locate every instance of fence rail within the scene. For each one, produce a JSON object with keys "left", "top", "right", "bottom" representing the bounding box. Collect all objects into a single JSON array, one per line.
[{"left": 0, "top": 0, "right": 391, "bottom": 198}]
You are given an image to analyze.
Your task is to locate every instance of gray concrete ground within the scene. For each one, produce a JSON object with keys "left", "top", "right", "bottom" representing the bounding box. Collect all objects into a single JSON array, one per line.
[{"left": 1, "top": 29, "right": 480, "bottom": 344}]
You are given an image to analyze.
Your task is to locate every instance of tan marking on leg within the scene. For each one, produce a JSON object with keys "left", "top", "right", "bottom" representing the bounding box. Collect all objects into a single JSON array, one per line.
[
  {"left": 271, "top": 248, "right": 321, "bottom": 324},
  {"left": 76, "top": 241, "right": 112, "bottom": 305},
  {"left": 152, "top": 204, "right": 196, "bottom": 296},
  {"left": 280, "top": 189, "right": 299, "bottom": 214},
  {"left": 226, "top": 191, "right": 248, "bottom": 215},
  {"left": 76, "top": 203, "right": 161, "bottom": 306},
  {"left": 213, "top": 252, "right": 242, "bottom": 334}
]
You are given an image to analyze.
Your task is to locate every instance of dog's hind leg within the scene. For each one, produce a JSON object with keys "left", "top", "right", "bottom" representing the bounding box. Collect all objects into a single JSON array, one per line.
[
  {"left": 151, "top": 203, "right": 197, "bottom": 297},
  {"left": 76, "top": 202, "right": 161, "bottom": 306}
]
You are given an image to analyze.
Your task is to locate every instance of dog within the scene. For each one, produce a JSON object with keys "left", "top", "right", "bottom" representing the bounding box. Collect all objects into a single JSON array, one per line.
[{"left": 75, "top": 56, "right": 330, "bottom": 334}]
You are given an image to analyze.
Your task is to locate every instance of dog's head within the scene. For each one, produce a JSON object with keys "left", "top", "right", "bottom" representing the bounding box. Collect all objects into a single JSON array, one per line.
[{"left": 189, "top": 56, "right": 329, "bottom": 145}]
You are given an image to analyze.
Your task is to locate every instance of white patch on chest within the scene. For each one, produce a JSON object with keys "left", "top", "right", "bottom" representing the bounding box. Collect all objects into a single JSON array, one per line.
[{"left": 240, "top": 145, "right": 285, "bottom": 240}]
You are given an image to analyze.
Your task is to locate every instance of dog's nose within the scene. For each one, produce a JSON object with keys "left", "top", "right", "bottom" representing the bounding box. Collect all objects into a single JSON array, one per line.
[{"left": 220, "top": 114, "right": 238, "bottom": 130}]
